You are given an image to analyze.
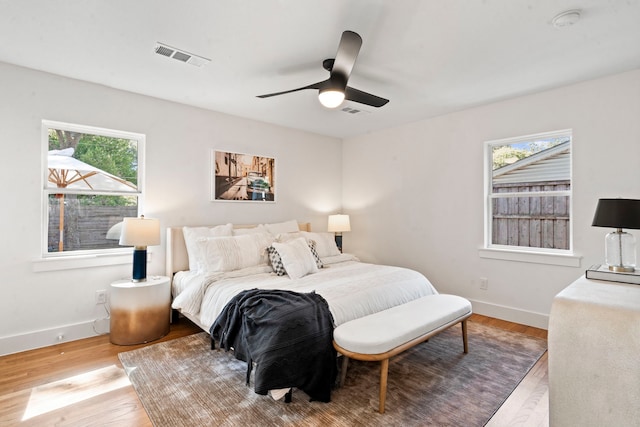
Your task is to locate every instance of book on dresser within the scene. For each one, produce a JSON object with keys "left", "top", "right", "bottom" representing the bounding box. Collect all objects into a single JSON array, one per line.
[{"left": 585, "top": 264, "right": 640, "bottom": 285}]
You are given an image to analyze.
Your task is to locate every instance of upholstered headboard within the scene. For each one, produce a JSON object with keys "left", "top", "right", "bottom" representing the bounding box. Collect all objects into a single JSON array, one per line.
[{"left": 165, "top": 223, "right": 311, "bottom": 278}]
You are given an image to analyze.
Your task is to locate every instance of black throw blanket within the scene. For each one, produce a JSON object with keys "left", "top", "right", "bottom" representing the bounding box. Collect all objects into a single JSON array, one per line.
[{"left": 210, "top": 289, "right": 337, "bottom": 402}]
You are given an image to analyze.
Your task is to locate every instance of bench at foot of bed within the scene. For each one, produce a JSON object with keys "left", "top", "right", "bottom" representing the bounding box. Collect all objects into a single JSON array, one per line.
[{"left": 332, "top": 294, "right": 472, "bottom": 414}]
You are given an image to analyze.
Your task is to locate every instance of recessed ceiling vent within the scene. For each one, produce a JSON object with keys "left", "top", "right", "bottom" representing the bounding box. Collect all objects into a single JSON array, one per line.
[
  {"left": 154, "top": 42, "right": 210, "bottom": 67},
  {"left": 341, "top": 106, "right": 371, "bottom": 115}
]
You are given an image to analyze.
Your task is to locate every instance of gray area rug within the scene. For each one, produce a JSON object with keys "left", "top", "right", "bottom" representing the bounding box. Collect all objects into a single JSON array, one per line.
[{"left": 118, "top": 321, "right": 546, "bottom": 426}]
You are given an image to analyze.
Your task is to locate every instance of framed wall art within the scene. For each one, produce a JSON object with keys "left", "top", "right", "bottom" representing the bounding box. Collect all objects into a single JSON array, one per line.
[{"left": 211, "top": 150, "right": 276, "bottom": 202}]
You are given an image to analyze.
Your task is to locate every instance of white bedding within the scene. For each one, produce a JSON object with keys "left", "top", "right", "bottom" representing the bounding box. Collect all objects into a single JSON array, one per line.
[{"left": 172, "top": 253, "right": 438, "bottom": 331}]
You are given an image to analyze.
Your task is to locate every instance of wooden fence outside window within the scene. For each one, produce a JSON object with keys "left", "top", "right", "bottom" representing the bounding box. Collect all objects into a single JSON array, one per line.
[{"left": 492, "top": 181, "right": 570, "bottom": 250}]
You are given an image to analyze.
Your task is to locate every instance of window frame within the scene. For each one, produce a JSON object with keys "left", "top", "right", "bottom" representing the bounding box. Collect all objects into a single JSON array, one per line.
[
  {"left": 41, "top": 120, "right": 146, "bottom": 259},
  {"left": 483, "top": 129, "right": 574, "bottom": 259}
]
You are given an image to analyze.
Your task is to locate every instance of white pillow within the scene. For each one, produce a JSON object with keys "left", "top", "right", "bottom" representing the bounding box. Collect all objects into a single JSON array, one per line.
[
  {"left": 183, "top": 224, "right": 233, "bottom": 271},
  {"left": 267, "top": 239, "right": 322, "bottom": 276},
  {"left": 195, "top": 232, "right": 275, "bottom": 273},
  {"left": 274, "top": 231, "right": 302, "bottom": 243},
  {"left": 300, "top": 231, "right": 341, "bottom": 257},
  {"left": 232, "top": 224, "right": 268, "bottom": 235},
  {"left": 271, "top": 237, "right": 319, "bottom": 279},
  {"left": 264, "top": 219, "right": 299, "bottom": 235}
]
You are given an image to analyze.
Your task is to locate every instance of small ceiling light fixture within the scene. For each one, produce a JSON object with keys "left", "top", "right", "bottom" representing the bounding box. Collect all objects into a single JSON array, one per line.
[
  {"left": 552, "top": 9, "right": 582, "bottom": 28},
  {"left": 318, "top": 88, "right": 345, "bottom": 108},
  {"left": 318, "top": 76, "right": 347, "bottom": 108}
]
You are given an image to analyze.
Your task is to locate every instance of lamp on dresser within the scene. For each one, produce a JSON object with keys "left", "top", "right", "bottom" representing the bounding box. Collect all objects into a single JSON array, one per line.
[
  {"left": 328, "top": 214, "right": 351, "bottom": 252},
  {"left": 592, "top": 198, "right": 640, "bottom": 272},
  {"left": 119, "top": 215, "right": 161, "bottom": 282}
]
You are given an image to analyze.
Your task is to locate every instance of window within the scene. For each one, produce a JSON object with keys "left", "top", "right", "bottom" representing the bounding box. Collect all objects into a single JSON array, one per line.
[
  {"left": 43, "top": 121, "right": 145, "bottom": 256},
  {"left": 484, "top": 129, "right": 572, "bottom": 254}
]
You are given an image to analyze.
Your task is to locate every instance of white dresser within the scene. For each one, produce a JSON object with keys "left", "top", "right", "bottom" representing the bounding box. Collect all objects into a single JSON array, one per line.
[{"left": 548, "top": 275, "right": 640, "bottom": 426}]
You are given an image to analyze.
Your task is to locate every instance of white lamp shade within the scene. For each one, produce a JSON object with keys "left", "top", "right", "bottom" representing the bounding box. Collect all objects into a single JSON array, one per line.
[
  {"left": 119, "top": 217, "right": 161, "bottom": 247},
  {"left": 318, "top": 89, "right": 345, "bottom": 108},
  {"left": 328, "top": 214, "right": 351, "bottom": 232}
]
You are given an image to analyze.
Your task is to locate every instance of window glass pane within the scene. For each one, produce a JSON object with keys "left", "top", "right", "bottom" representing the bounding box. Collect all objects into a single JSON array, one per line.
[
  {"left": 43, "top": 121, "right": 144, "bottom": 256},
  {"left": 47, "top": 194, "right": 138, "bottom": 253},
  {"left": 47, "top": 129, "right": 138, "bottom": 193},
  {"left": 487, "top": 131, "right": 571, "bottom": 252},
  {"left": 491, "top": 194, "right": 570, "bottom": 249},
  {"left": 492, "top": 137, "right": 570, "bottom": 191}
]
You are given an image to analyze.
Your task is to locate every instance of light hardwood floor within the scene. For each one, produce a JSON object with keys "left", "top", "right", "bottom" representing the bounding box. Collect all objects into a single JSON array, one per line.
[
  {"left": 0, "top": 314, "right": 548, "bottom": 426},
  {"left": 478, "top": 314, "right": 549, "bottom": 427}
]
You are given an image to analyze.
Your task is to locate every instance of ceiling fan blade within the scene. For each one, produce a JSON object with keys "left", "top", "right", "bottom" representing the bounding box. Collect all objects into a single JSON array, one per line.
[
  {"left": 345, "top": 86, "right": 389, "bottom": 107},
  {"left": 256, "top": 81, "right": 325, "bottom": 98},
  {"left": 330, "top": 31, "right": 362, "bottom": 83}
]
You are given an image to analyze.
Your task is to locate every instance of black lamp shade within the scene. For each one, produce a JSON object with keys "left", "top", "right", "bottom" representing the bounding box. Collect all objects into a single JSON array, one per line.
[{"left": 592, "top": 199, "right": 640, "bottom": 229}]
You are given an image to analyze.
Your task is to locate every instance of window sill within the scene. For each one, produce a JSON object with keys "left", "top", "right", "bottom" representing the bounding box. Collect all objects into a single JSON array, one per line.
[
  {"left": 33, "top": 251, "right": 153, "bottom": 272},
  {"left": 478, "top": 247, "right": 581, "bottom": 267}
]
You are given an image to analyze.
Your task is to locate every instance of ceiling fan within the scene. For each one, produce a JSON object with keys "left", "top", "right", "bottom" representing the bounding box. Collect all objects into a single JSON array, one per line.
[{"left": 257, "top": 30, "right": 389, "bottom": 109}]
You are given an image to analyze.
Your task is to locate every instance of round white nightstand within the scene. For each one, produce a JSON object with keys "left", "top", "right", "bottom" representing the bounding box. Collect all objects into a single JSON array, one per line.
[{"left": 110, "top": 276, "right": 171, "bottom": 345}]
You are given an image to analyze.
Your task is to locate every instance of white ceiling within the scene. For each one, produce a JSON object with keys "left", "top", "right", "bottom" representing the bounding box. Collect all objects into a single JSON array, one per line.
[{"left": 1, "top": 0, "right": 639, "bottom": 139}]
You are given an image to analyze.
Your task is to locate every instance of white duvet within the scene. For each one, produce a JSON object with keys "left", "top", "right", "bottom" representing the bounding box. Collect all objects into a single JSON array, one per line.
[{"left": 172, "top": 254, "right": 438, "bottom": 331}]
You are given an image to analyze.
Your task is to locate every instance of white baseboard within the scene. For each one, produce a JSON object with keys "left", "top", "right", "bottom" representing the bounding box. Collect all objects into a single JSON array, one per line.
[
  {"left": 1, "top": 301, "right": 546, "bottom": 356},
  {"left": 0, "top": 319, "right": 109, "bottom": 356},
  {"left": 468, "top": 299, "right": 549, "bottom": 330}
]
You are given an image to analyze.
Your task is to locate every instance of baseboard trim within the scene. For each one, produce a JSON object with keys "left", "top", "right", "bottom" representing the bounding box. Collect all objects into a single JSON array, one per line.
[
  {"left": 468, "top": 299, "right": 549, "bottom": 330},
  {"left": 0, "top": 319, "right": 109, "bottom": 356},
  {"left": 1, "top": 301, "right": 547, "bottom": 356}
]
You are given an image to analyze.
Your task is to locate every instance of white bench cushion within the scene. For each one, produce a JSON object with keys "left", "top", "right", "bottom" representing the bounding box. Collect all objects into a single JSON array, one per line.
[{"left": 333, "top": 294, "right": 471, "bottom": 354}]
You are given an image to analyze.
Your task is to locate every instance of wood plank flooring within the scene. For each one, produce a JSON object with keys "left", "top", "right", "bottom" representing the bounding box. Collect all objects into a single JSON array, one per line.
[
  {"left": 477, "top": 314, "right": 549, "bottom": 427},
  {"left": 0, "top": 314, "right": 548, "bottom": 426}
]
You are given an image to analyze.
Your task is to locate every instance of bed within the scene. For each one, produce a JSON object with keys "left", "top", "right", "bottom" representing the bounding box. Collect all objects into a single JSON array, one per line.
[
  {"left": 165, "top": 220, "right": 439, "bottom": 400},
  {"left": 165, "top": 221, "right": 439, "bottom": 332}
]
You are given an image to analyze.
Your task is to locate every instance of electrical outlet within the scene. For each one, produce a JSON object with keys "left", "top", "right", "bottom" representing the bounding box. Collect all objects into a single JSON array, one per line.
[
  {"left": 95, "top": 290, "right": 107, "bottom": 304},
  {"left": 480, "top": 277, "right": 488, "bottom": 290}
]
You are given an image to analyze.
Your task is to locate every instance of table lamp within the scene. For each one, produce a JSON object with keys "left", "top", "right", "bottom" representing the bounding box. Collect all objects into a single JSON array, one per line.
[
  {"left": 119, "top": 215, "right": 161, "bottom": 282},
  {"left": 592, "top": 198, "right": 640, "bottom": 272},
  {"left": 328, "top": 214, "right": 351, "bottom": 252}
]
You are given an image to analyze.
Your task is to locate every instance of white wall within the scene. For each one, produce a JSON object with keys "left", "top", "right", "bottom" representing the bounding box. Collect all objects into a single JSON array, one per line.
[
  {"left": 342, "top": 69, "right": 640, "bottom": 328},
  {"left": 0, "top": 62, "right": 342, "bottom": 355},
  {"left": 2, "top": 61, "right": 638, "bottom": 355}
]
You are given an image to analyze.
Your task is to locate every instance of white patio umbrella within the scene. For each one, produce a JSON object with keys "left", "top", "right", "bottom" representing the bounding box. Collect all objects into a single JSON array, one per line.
[{"left": 47, "top": 148, "right": 137, "bottom": 251}]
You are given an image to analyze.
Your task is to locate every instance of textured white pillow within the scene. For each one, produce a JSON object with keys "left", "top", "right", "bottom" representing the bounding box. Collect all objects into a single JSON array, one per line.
[
  {"left": 264, "top": 219, "right": 299, "bottom": 235},
  {"left": 274, "top": 231, "right": 302, "bottom": 243},
  {"left": 272, "top": 237, "right": 319, "bottom": 279},
  {"left": 195, "top": 232, "right": 275, "bottom": 273},
  {"left": 232, "top": 224, "right": 268, "bottom": 235},
  {"left": 183, "top": 224, "right": 233, "bottom": 271},
  {"left": 300, "top": 231, "right": 341, "bottom": 257},
  {"left": 268, "top": 239, "right": 322, "bottom": 276}
]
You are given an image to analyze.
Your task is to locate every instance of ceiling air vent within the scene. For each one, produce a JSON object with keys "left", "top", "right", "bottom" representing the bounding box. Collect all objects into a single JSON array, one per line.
[
  {"left": 154, "top": 43, "right": 211, "bottom": 67},
  {"left": 341, "top": 106, "right": 371, "bottom": 115}
]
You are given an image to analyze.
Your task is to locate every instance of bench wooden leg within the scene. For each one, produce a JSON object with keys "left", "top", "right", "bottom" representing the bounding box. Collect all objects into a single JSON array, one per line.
[
  {"left": 379, "top": 358, "right": 389, "bottom": 414},
  {"left": 334, "top": 311, "right": 472, "bottom": 414},
  {"left": 339, "top": 355, "right": 349, "bottom": 387},
  {"left": 462, "top": 319, "right": 468, "bottom": 354}
]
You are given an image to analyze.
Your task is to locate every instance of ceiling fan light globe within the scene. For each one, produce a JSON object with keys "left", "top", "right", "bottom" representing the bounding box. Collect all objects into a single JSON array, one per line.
[{"left": 318, "top": 90, "right": 345, "bottom": 108}]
